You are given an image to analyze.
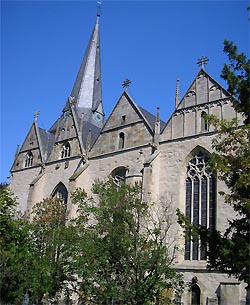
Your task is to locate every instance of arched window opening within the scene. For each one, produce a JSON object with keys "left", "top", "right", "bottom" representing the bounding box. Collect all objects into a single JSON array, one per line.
[
  {"left": 61, "top": 142, "right": 71, "bottom": 159},
  {"left": 201, "top": 111, "right": 209, "bottom": 132},
  {"left": 25, "top": 151, "right": 33, "bottom": 167},
  {"left": 191, "top": 284, "right": 201, "bottom": 305},
  {"left": 111, "top": 166, "right": 127, "bottom": 187},
  {"left": 118, "top": 132, "right": 125, "bottom": 149},
  {"left": 185, "top": 151, "right": 216, "bottom": 260},
  {"left": 51, "top": 182, "right": 68, "bottom": 205}
]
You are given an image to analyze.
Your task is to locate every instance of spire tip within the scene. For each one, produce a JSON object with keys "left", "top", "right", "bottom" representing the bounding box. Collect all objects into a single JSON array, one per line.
[{"left": 97, "top": 1, "right": 102, "bottom": 17}]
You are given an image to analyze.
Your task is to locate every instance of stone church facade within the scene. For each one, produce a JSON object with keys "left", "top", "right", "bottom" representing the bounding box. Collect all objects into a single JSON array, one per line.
[{"left": 9, "top": 14, "right": 247, "bottom": 305}]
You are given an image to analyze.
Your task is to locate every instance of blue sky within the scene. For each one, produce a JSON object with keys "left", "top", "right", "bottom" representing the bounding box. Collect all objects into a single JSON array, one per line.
[{"left": 1, "top": 0, "right": 249, "bottom": 183}]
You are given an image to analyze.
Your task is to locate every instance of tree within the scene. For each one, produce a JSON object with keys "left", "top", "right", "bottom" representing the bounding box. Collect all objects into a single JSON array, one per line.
[
  {"left": 26, "top": 197, "right": 79, "bottom": 303},
  {"left": 0, "top": 188, "right": 80, "bottom": 304},
  {"left": 71, "top": 180, "right": 184, "bottom": 305},
  {"left": 1, "top": 181, "right": 184, "bottom": 304},
  {"left": 177, "top": 41, "right": 250, "bottom": 294},
  {"left": 0, "top": 183, "right": 31, "bottom": 304},
  {"left": 221, "top": 40, "right": 250, "bottom": 123},
  {"left": 0, "top": 184, "right": 26, "bottom": 303}
]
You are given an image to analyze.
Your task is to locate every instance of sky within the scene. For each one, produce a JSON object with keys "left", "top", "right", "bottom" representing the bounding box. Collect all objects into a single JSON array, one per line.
[{"left": 1, "top": 0, "right": 249, "bottom": 183}]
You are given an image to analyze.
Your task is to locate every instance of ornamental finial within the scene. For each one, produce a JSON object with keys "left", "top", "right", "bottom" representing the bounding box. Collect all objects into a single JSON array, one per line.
[
  {"left": 68, "top": 96, "right": 76, "bottom": 107},
  {"left": 34, "top": 111, "right": 40, "bottom": 121},
  {"left": 175, "top": 79, "right": 180, "bottom": 107}
]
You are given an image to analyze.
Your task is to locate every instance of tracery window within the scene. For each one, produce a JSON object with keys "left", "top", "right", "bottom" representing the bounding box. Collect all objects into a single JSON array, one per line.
[
  {"left": 118, "top": 132, "right": 125, "bottom": 149},
  {"left": 185, "top": 151, "right": 216, "bottom": 260},
  {"left": 201, "top": 111, "right": 209, "bottom": 132},
  {"left": 61, "top": 142, "right": 71, "bottom": 159},
  {"left": 51, "top": 182, "right": 68, "bottom": 205},
  {"left": 111, "top": 166, "right": 127, "bottom": 187},
  {"left": 25, "top": 151, "right": 33, "bottom": 167}
]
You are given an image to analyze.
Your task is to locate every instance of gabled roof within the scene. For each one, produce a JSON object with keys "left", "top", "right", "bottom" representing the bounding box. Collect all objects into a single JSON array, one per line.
[
  {"left": 176, "top": 68, "right": 230, "bottom": 110},
  {"left": 10, "top": 121, "right": 49, "bottom": 172},
  {"left": 105, "top": 91, "right": 165, "bottom": 134},
  {"left": 89, "top": 90, "right": 159, "bottom": 157},
  {"left": 18, "top": 123, "right": 40, "bottom": 153}
]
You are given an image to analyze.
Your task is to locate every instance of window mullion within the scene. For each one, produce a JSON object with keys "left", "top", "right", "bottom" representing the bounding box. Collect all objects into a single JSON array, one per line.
[
  {"left": 185, "top": 151, "right": 216, "bottom": 261},
  {"left": 206, "top": 176, "right": 210, "bottom": 229},
  {"left": 190, "top": 178, "right": 194, "bottom": 260},
  {"left": 198, "top": 176, "right": 201, "bottom": 260}
]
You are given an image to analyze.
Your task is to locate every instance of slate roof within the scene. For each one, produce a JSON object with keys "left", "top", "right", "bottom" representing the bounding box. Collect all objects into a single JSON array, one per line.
[
  {"left": 81, "top": 120, "right": 102, "bottom": 148},
  {"left": 38, "top": 127, "right": 55, "bottom": 152},
  {"left": 63, "top": 16, "right": 103, "bottom": 120},
  {"left": 139, "top": 106, "right": 165, "bottom": 133}
]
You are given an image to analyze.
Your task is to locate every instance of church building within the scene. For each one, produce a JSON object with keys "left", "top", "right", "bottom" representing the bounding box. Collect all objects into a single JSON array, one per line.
[{"left": 9, "top": 11, "right": 247, "bottom": 305}]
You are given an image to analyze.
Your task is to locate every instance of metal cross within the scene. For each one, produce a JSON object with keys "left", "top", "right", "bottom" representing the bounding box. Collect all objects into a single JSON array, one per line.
[
  {"left": 197, "top": 56, "right": 209, "bottom": 69},
  {"left": 122, "top": 78, "right": 131, "bottom": 89}
]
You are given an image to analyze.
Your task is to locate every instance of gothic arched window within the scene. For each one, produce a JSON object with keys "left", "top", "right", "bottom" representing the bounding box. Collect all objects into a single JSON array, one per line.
[
  {"left": 111, "top": 166, "right": 127, "bottom": 187},
  {"left": 25, "top": 151, "right": 33, "bottom": 167},
  {"left": 191, "top": 284, "right": 201, "bottom": 305},
  {"left": 61, "top": 142, "right": 71, "bottom": 159},
  {"left": 185, "top": 151, "right": 216, "bottom": 260},
  {"left": 51, "top": 182, "right": 68, "bottom": 205},
  {"left": 118, "top": 132, "right": 125, "bottom": 149},
  {"left": 201, "top": 111, "right": 209, "bottom": 132}
]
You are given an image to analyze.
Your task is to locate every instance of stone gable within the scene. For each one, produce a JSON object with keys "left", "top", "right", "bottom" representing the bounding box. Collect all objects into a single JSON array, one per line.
[{"left": 90, "top": 92, "right": 154, "bottom": 156}]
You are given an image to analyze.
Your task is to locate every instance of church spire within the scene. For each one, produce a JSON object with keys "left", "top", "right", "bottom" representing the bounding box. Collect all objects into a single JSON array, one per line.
[{"left": 64, "top": 15, "right": 104, "bottom": 126}]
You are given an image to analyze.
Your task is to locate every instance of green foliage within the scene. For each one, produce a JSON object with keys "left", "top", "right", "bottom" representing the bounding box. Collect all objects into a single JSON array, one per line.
[
  {"left": 0, "top": 184, "right": 30, "bottom": 303},
  {"left": 208, "top": 116, "right": 250, "bottom": 205},
  {"left": 71, "top": 180, "right": 184, "bottom": 305},
  {"left": 221, "top": 40, "right": 250, "bottom": 123},
  {"left": 1, "top": 181, "right": 183, "bottom": 304},
  {"left": 207, "top": 42, "right": 250, "bottom": 284},
  {"left": 0, "top": 183, "right": 18, "bottom": 246},
  {"left": 207, "top": 116, "right": 249, "bottom": 285},
  {"left": 27, "top": 197, "right": 79, "bottom": 302},
  {"left": 0, "top": 191, "right": 79, "bottom": 304}
]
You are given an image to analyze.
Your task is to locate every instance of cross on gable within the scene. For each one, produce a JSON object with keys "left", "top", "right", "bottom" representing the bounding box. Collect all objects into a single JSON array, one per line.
[
  {"left": 122, "top": 78, "right": 131, "bottom": 89},
  {"left": 197, "top": 56, "right": 209, "bottom": 69}
]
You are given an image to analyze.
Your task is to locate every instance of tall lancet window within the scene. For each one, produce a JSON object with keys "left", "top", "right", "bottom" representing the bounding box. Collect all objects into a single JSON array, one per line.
[
  {"left": 201, "top": 111, "right": 209, "bottom": 132},
  {"left": 185, "top": 151, "right": 216, "bottom": 260},
  {"left": 25, "top": 151, "right": 33, "bottom": 167},
  {"left": 61, "top": 142, "right": 71, "bottom": 159},
  {"left": 118, "top": 132, "right": 125, "bottom": 149}
]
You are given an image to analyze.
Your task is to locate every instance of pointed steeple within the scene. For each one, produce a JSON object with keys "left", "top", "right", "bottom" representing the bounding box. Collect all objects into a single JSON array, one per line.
[{"left": 64, "top": 15, "right": 104, "bottom": 126}]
